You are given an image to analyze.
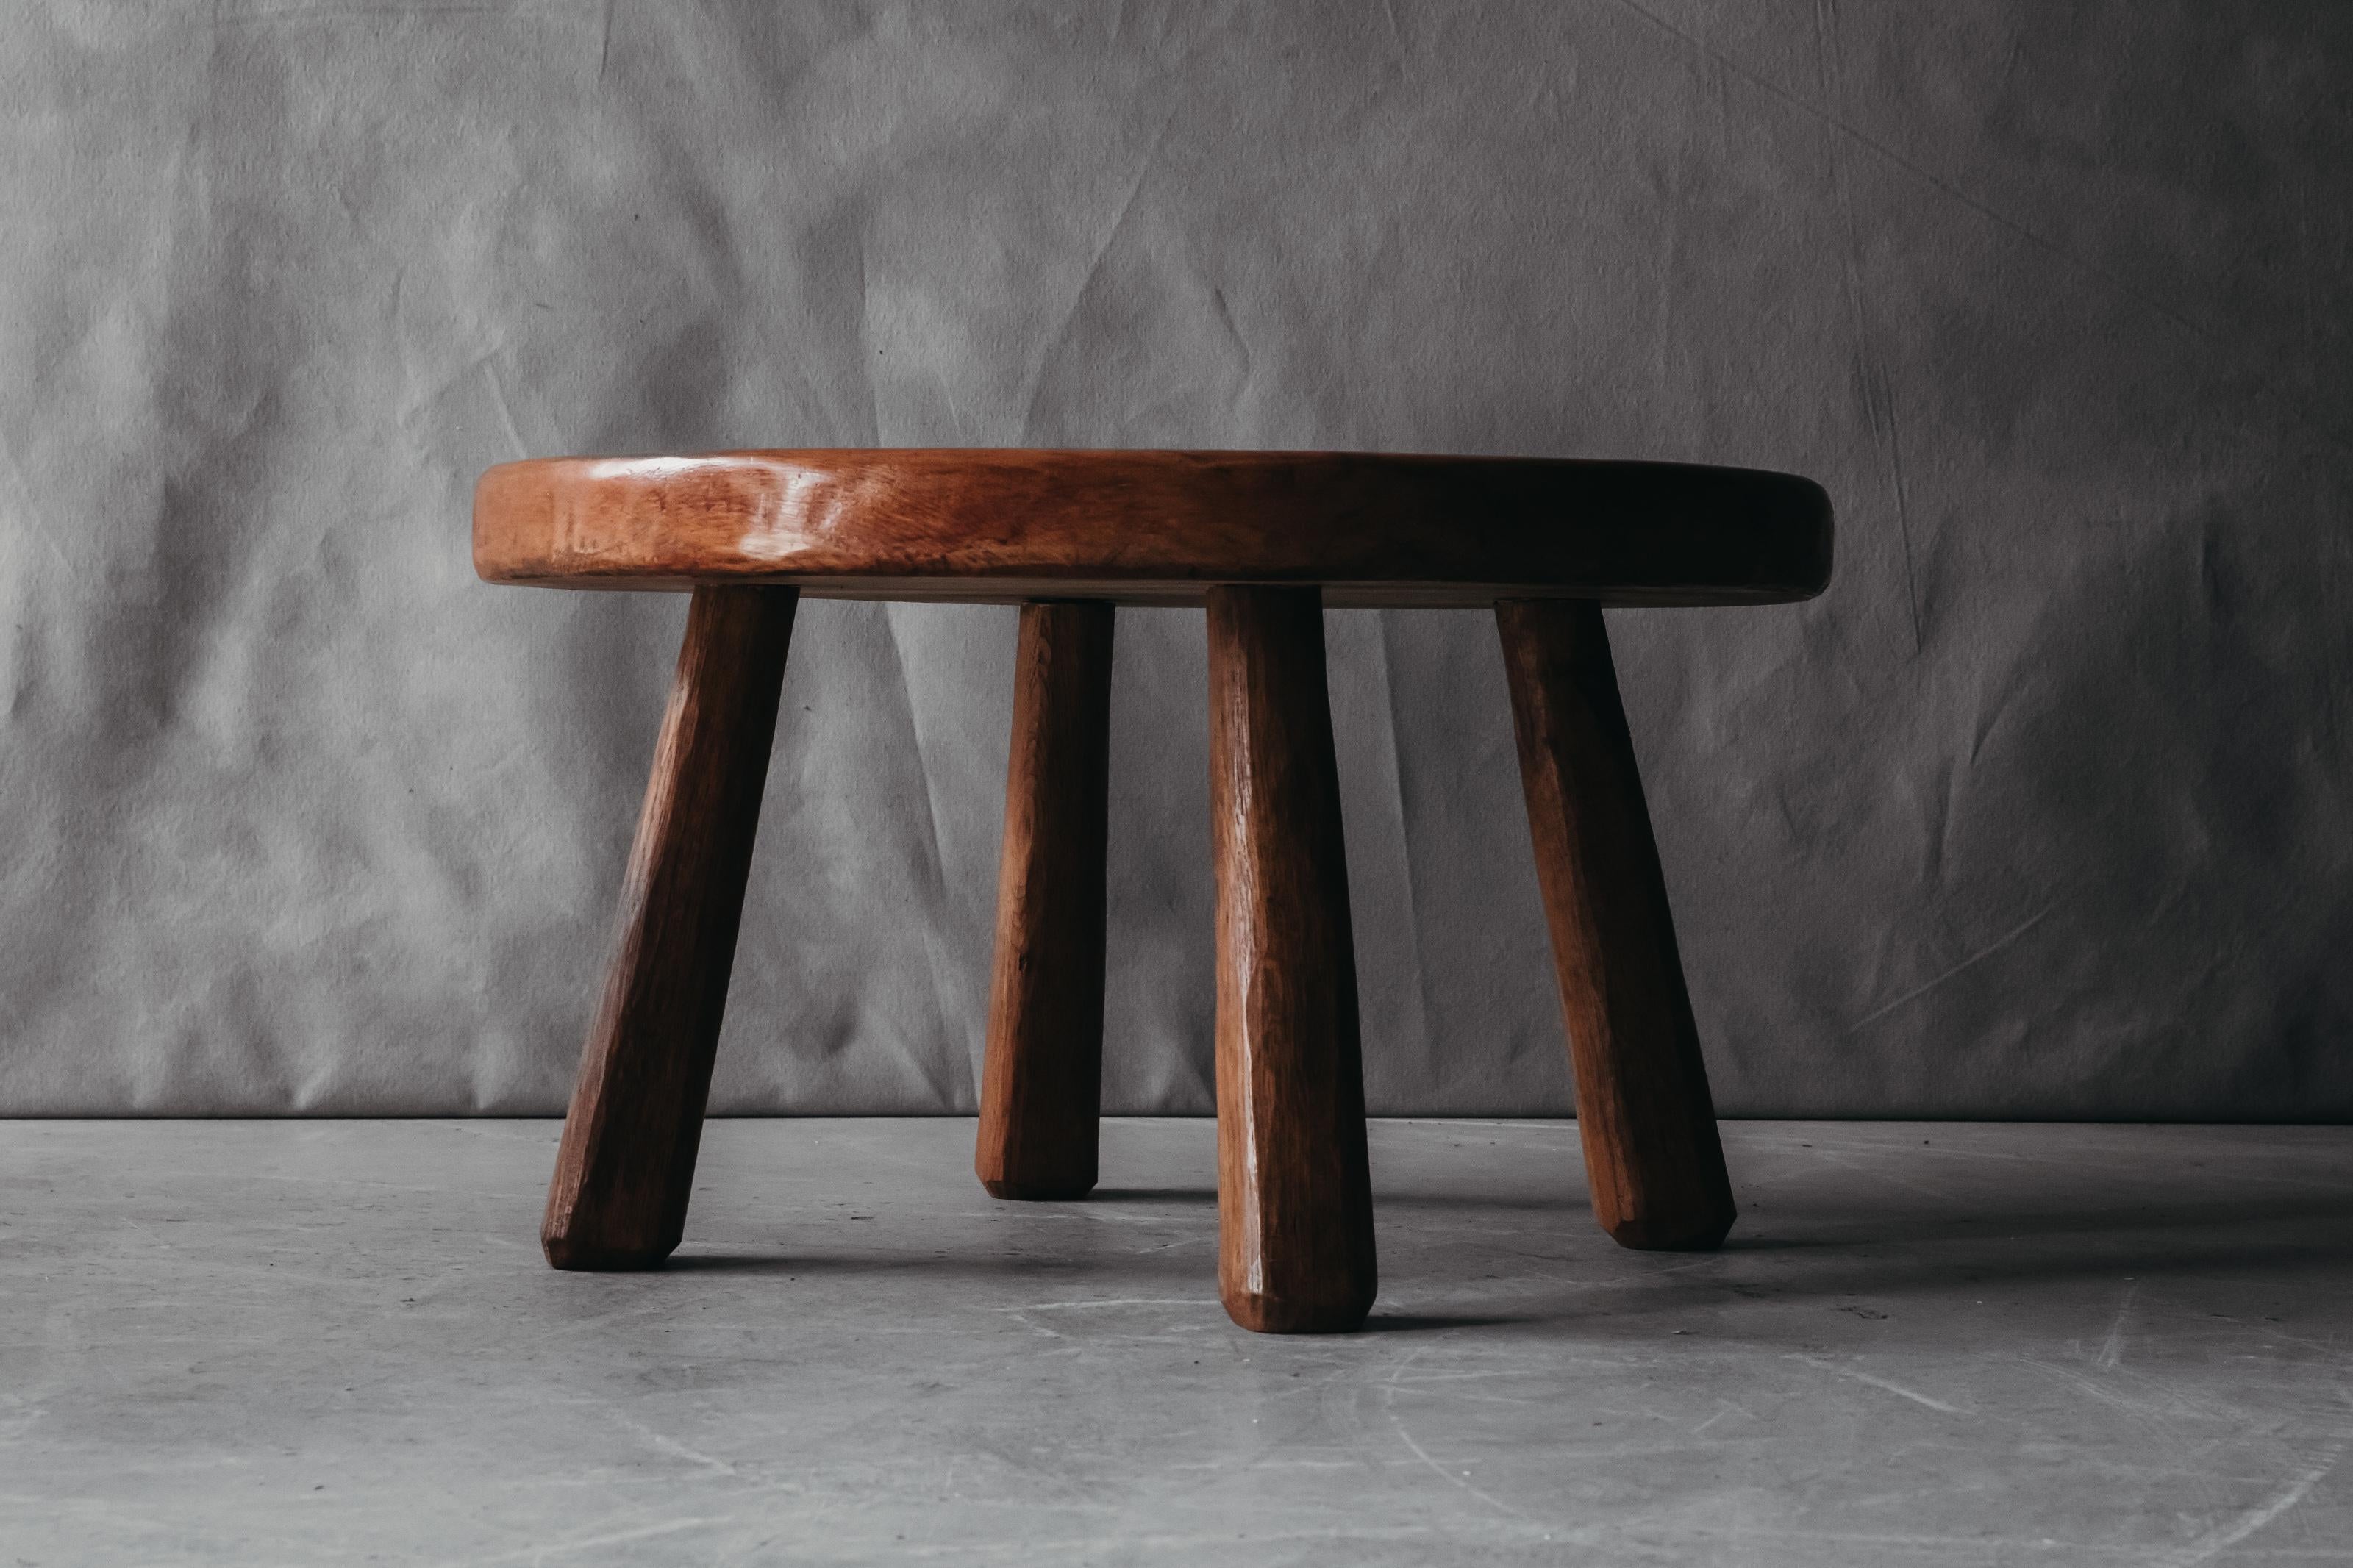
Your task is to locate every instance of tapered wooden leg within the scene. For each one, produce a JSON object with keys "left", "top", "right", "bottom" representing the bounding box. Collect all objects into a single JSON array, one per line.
[
  {"left": 1496, "top": 598, "right": 1735, "bottom": 1252},
  {"left": 1205, "top": 586, "right": 1377, "bottom": 1334},
  {"left": 541, "top": 585, "right": 799, "bottom": 1270},
  {"left": 976, "top": 601, "right": 1116, "bottom": 1200}
]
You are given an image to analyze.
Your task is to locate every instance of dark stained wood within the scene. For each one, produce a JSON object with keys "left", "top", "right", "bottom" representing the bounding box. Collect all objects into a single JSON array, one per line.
[
  {"left": 490, "top": 445, "right": 1828, "bottom": 1314},
  {"left": 1496, "top": 599, "right": 1736, "bottom": 1252},
  {"left": 474, "top": 449, "right": 1833, "bottom": 609},
  {"left": 975, "top": 602, "right": 1117, "bottom": 1200},
  {"left": 541, "top": 584, "right": 799, "bottom": 1270},
  {"left": 1206, "top": 586, "right": 1377, "bottom": 1333}
]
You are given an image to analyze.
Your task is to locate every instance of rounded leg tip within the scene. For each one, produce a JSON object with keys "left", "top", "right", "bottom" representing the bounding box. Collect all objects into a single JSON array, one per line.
[
  {"left": 1601, "top": 1208, "right": 1735, "bottom": 1253},
  {"left": 542, "top": 1230, "right": 676, "bottom": 1271},
  {"left": 1221, "top": 1286, "right": 1376, "bottom": 1335},
  {"left": 979, "top": 1175, "right": 1097, "bottom": 1201}
]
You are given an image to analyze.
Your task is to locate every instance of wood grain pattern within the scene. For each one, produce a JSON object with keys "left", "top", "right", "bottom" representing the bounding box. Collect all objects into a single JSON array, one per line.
[
  {"left": 1496, "top": 598, "right": 1736, "bottom": 1252},
  {"left": 1207, "top": 586, "right": 1378, "bottom": 1334},
  {"left": 474, "top": 450, "right": 1833, "bottom": 609},
  {"left": 541, "top": 584, "right": 799, "bottom": 1270},
  {"left": 975, "top": 601, "right": 1117, "bottom": 1201}
]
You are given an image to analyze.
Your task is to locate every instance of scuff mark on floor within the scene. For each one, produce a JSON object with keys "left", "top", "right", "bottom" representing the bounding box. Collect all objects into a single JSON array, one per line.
[
  {"left": 2163, "top": 1444, "right": 2341, "bottom": 1567},
  {"left": 2096, "top": 1281, "right": 2140, "bottom": 1371},
  {"left": 1791, "top": 1353, "right": 1967, "bottom": 1416},
  {"left": 1379, "top": 1342, "right": 1532, "bottom": 1520}
]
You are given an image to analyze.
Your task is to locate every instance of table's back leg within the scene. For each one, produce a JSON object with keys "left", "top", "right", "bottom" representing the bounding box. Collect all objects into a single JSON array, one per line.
[
  {"left": 541, "top": 584, "right": 799, "bottom": 1270},
  {"left": 1494, "top": 598, "right": 1736, "bottom": 1252},
  {"left": 1206, "top": 585, "right": 1377, "bottom": 1333},
  {"left": 976, "top": 601, "right": 1115, "bottom": 1200}
]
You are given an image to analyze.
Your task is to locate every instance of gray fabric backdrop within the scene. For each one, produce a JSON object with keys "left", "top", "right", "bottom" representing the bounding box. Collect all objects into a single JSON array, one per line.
[{"left": 2, "top": 2, "right": 2346, "bottom": 1118}]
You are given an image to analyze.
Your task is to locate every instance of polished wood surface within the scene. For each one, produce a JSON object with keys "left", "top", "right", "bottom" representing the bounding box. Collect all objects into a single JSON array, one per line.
[
  {"left": 474, "top": 449, "right": 1832, "bottom": 609},
  {"left": 496, "top": 445, "right": 1825, "bottom": 1317},
  {"left": 975, "top": 602, "right": 1117, "bottom": 1200},
  {"left": 1207, "top": 586, "right": 1378, "bottom": 1333},
  {"left": 541, "top": 585, "right": 799, "bottom": 1270},
  {"left": 1496, "top": 599, "right": 1736, "bottom": 1251}
]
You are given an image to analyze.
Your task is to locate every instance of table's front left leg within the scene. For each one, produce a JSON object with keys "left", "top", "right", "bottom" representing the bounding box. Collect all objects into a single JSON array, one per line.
[{"left": 542, "top": 584, "right": 799, "bottom": 1270}]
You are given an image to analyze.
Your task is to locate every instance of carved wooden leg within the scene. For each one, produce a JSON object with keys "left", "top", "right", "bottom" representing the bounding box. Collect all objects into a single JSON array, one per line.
[
  {"left": 1495, "top": 598, "right": 1735, "bottom": 1251},
  {"left": 1205, "top": 585, "right": 1377, "bottom": 1333},
  {"left": 541, "top": 585, "right": 799, "bottom": 1270},
  {"left": 976, "top": 601, "right": 1116, "bottom": 1200}
]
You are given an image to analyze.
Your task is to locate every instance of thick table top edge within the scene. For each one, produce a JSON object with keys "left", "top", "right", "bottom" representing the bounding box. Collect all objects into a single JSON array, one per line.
[{"left": 473, "top": 450, "right": 1835, "bottom": 607}]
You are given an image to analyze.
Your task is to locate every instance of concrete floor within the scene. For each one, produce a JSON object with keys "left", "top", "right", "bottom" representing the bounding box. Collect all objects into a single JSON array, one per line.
[{"left": 4, "top": 1120, "right": 2350, "bottom": 1565}]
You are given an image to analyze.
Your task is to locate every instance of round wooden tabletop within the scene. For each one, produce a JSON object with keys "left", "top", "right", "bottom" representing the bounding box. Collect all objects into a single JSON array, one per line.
[{"left": 474, "top": 449, "right": 1832, "bottom": 608}]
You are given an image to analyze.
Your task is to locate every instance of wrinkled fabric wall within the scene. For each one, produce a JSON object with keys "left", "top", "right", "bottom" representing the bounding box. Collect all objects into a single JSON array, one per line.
[{"left": 1, "top": 2, "right": 2346, "bottom": 1117}]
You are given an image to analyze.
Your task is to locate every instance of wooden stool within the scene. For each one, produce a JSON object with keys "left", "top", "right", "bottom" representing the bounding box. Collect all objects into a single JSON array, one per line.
[{"left": 474, "top": 450, "right": 1833, "bottom": 1333}]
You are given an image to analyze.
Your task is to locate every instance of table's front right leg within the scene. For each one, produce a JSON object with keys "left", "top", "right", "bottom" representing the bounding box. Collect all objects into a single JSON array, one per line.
[{"left": 1205, "top": 585, "right": 1377, "bottom": 1334}]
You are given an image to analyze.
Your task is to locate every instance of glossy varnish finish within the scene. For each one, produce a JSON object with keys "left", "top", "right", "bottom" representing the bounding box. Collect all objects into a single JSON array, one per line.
[
  {"left": 542, "top": 585, "right": 799, "bottom": 1269},
  {"left": 975, "top": 602, "right": 1117, "bottom": 1200},
  {"left": 1206, "top": 586, "right": 1378, "bottom": 1333},
  {"left": 474, "top": 449, "right": 1832, "bottom": 608},
  {"left": 1496, "top": 599, "right": 1735, "bottom": 1251},
  {"left": 489, "top": 446, "right": 1828, "bottom": 1322}
]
